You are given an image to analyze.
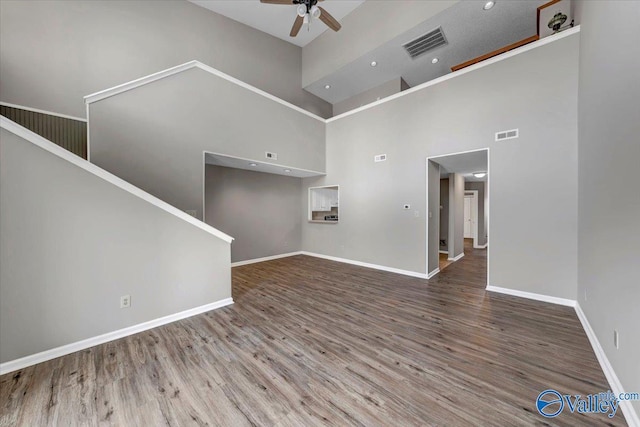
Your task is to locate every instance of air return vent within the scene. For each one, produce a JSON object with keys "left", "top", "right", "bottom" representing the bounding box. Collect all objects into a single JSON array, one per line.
[
  {"left": 495, "top": 129, "right": 519, "bottom": 141},
  {"left": 403, "top": 27, "right": 448, "bottom": 60}
]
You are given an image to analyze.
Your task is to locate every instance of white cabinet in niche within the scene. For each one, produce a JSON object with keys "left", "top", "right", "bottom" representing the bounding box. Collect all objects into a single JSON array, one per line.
[{"left": 309, "top": 185, "right": 339, "bottom": 222}]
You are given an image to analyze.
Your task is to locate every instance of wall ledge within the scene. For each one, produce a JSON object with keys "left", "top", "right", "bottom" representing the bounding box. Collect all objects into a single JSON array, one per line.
[{"left": 84, "top": 61, "right": 325, "bottom": 122}]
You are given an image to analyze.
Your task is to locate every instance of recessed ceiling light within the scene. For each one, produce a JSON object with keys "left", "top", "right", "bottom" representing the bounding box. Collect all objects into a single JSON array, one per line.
[
  {"left": 370, "top": 61, "right": 377, "bottom": 67},
  {"left": 284, "top": 169, "right": 291, "bottom": 173},
  {"left": 432, "top": 58, "right": 439, "bottom": 64},
  {"left": 473, "top": 172, "right": 487, "bottom": 178},
  {"left": 324, "top": 84, "right": 331, "bottom": 89},
  {"left": 483, "top": 1, "right": 495, "bottom": 10},
  {"left": 249, "top": 163, "right": 258, "bottom": 167}
]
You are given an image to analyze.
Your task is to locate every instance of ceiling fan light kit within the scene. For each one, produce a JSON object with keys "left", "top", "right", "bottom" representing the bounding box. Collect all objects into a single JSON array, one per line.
[{"left": 260, "top": 0, "right": 342, "bottom": 38}]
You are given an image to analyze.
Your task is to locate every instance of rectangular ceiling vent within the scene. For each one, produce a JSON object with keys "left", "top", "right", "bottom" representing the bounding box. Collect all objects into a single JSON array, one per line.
[
  {"left": 403, "top": 27, "right": 448, "bottom": 60},
  {"left": 495, "top": 129, "right": 519, "bottom": 141}
]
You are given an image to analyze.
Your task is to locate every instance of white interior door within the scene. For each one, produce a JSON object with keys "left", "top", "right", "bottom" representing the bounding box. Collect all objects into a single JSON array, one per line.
[{"left": 464, "top": 195, "right": 473, "bottom": 238}]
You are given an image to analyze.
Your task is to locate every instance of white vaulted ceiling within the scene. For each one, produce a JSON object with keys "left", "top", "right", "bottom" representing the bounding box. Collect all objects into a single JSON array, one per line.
[
  {"left": 189, "top": 0, "right": 365, "bottom": 47},
  {"left": 190, "top": 1, "right": 553, "bottom": 109},
  {"left": 304, "top": 0, "right": 549, "bottom": 104}
]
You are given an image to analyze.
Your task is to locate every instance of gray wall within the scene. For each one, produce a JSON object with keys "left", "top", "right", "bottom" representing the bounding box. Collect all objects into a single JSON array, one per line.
[
  {"left": 89, "top": 67, "right": 326, "bottom": 221},
  {"left": 302, "top": 32, "right": 579, "bottom": 299},
  {"left": 205, "top": 165, "right": 302, "bottom": 263},
  {"left": 465, "top": 181, "right": 487, "bottom": 246},
  {"left": 302, "top": 0, "right": 458, "bottom": 87},
  {"left": 448, "top": 173, "right": 465, "bottom": 259},
  {"left": 332, "top": 78, "right": 402, "bottom": 117},
  {"left": 0, "top": 0, "right": 331, "bottom": 119},
  {"left": 0, "top": 128, "right": 231, "bottom": 363},
  {"left": 440, "top": 178, "right": 449, "bottom": 251},
  {"left": 577, "top": 1, "right": 640, "bottom": 416}
]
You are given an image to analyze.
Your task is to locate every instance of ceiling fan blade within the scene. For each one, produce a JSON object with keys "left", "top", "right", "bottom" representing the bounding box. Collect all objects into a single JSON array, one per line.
[
  {"left": 290, "top": 15, "right": 304, "bottom": 37},
  {"left": 318, "top": 6, "right": 341, "bottom": 32},
  {"left": 260, "top": 0, "right": 294, "bottom": 4}
]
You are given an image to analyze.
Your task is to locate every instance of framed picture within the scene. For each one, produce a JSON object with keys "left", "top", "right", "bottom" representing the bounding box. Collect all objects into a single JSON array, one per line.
[{"left": 537, "top": 0, "right": 573, "bottom": 39}]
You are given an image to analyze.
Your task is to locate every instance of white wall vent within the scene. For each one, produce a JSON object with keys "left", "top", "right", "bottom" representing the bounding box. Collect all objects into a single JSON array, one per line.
[
  {"left": 403, "top": 27, "right": 448, "bottom": 60},
  {"left": 374, "top": 154, "right": 387, "bottom": 162},
  {"left": 265, "top": 151, "right": 277, "bottom": 160},
  {"left": 495, "top": 128, "right": 519, "bottom": 141}
]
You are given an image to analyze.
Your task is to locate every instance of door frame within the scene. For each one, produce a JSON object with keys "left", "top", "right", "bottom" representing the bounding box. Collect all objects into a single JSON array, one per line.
[
  {"left": 464, "top": 190, "right": 479, "bottom": 247},
  {"left": 425, "top": 147, "right": 490, "bottom": 286}
]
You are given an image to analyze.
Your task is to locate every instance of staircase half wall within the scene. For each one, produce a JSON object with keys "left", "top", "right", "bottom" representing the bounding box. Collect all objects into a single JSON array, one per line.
[
  {"left": 0, "top": 117, "right": 233, "bottom": 371},
  {"left": 86, "top": 61, "right": 327, "bottom": 221}
]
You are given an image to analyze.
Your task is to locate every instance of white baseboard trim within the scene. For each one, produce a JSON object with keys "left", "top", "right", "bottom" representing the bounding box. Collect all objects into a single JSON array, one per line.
[
  {"left": 231, "top": 252, "right": 302, "bottom": 267},
  {"left": 0, "top": 298, "right": 234, "bottom": 375},
  {"left": 300, "top": 251, "right": 428, "bottom": 279},
  {"left": 575, "top": 304, "right": 640, "bottom": 427},
  {"left": 439, "top": 250, "right": 449, "bottom": 254},
  {"left": 485, "top": 285, "right": 576, "bottom": 307},
  {"left": 447, "top": 252, "right": 465, "bottom": 262},
  {"left": 474, "top": 243, "right": 488, "bottom": 249},
  {"left": 427, "top": 268, "right": 440, "bottom": 279}
]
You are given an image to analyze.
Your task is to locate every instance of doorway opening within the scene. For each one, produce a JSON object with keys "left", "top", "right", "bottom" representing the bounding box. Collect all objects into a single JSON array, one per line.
[{"left": 426, "top": 148, "right": 489, "bottom": 281}]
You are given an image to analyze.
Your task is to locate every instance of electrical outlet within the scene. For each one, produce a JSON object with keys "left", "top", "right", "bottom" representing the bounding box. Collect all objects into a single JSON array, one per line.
[
  {"left": 120, "top": 295, "right": 131, "bottom": 309},
  {"left": 614, "top": 330, "right": 619, "bottom": 349}
]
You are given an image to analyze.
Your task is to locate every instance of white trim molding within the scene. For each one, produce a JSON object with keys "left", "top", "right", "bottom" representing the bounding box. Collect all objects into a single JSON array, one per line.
[
  {"left": 427, "top": 268, "right": 440, "bottom": 279},
  {"left": 300, "top": 251, "right": 428, "bottom": 279},
  {"left": 448, "top": 252, "right": 465, "bottom": 262},
  {"left": 474, "top": 243, "right": 488, "bottom": 249},
  {"left": 486, "top": 285, "right": 576, "bottom": 307},
  {"left": 84, "top": 61, "right": 325, "bottom": 122},
  {"left": 0, "top": 101, "right": 87, "bottom": 122},
  {"left": 231, "top": 252, "right": 303, "bottom": 267},
  {"left": 1, "top": 116, "right": 233, "bottom": 244},
  {"left": 439, "top": 250, "right": 449, "bottom": 254},
  {"left": 0, "top": 298, "right": 233, "bottom": 375},
  {"left": 575, "top": 304, "right": 640, "bottom": 427}
]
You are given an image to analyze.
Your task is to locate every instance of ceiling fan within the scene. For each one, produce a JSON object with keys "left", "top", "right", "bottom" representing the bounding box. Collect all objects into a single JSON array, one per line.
[{"left": 260, "top": 0, "right": 342, "bottom": 37}]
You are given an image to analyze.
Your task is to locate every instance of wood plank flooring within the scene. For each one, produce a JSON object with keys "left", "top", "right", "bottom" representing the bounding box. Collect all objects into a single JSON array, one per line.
[
  {"left": 1, "top": 242, "right": 626, "bottom": 426},
  {"left": 439, "top": 252, "right": 455, "bottom": 271}
]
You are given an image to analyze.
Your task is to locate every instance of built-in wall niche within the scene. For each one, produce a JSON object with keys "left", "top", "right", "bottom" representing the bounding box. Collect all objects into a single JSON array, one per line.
[{"left": 308, "top": 185, "right": 339, "bottom": 223}]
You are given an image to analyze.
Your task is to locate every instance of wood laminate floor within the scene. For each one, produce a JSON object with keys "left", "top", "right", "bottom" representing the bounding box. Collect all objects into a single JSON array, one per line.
[
  {"left": 438, "top": 253, "right": 453, "bottom": 271},
  {"left": 0, "top": 243, "right": 625, "bottom": 426}
]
